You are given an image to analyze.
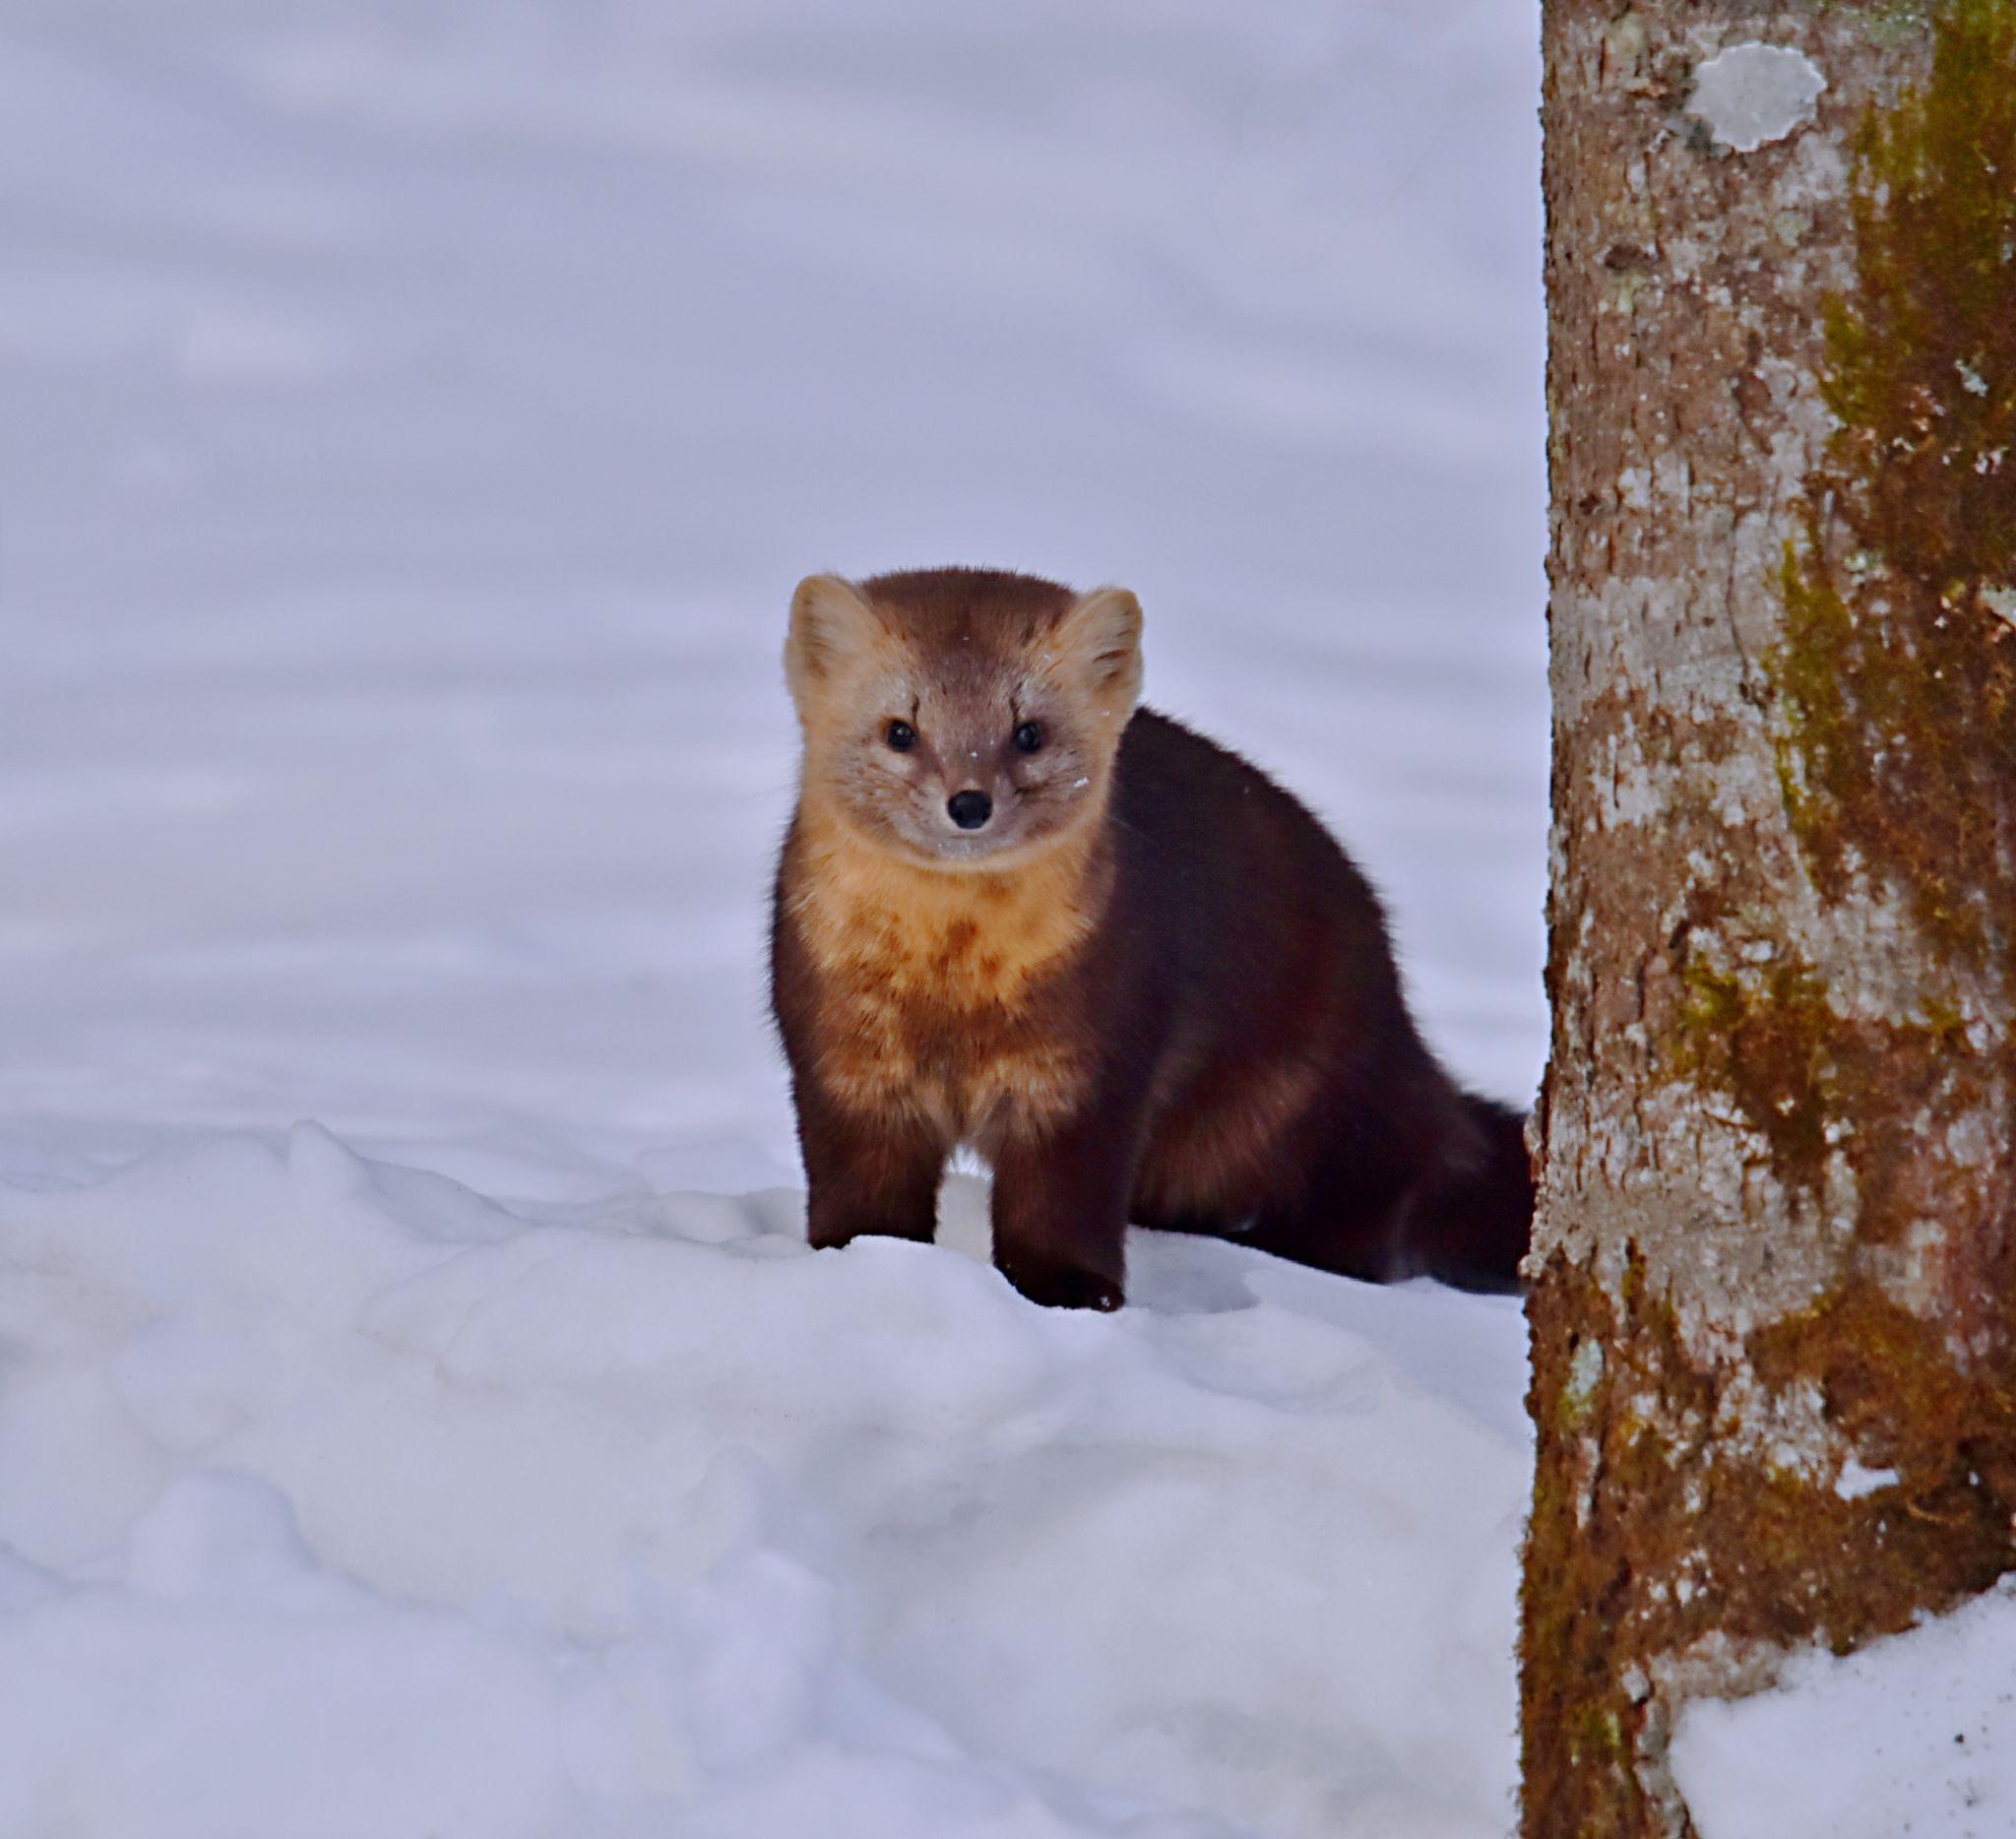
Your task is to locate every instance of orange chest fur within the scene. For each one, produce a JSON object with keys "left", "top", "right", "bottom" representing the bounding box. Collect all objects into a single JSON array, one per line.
[{"left": 788, "top": 834, "right": 1102, "bottom": 1134}]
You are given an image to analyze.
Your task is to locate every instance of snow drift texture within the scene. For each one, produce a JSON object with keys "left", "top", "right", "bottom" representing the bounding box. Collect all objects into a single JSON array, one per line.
[
  {"left": 6, "top": 4, "right": 1551, "bottom": 1836},
  {"left": 0, "top": 1132, "right": 1531, "bottom": 1838}
]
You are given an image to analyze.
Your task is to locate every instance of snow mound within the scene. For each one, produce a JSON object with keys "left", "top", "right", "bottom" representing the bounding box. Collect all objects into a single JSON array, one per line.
[
  {"left": 0, "top": 1126, "right": 1527, "bottom": 1838},
  {"left": 1671, "top": 1580, "right": 2016, "bottom": 1839}
]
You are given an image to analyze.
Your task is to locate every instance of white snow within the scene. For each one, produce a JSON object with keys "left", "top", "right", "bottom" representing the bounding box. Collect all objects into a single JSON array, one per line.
[
  {"left": 3, "top": 4, "right": 1548, "bottom": 1836},
  {"left": 1688, "top": 43, "right": 1827, "bottom": 155},
  {"left": 1671, "top": 1581, "right": 2016, "bottom": 1839},
  {"left": 0, "top": 1131, "right": 1529, "bottom": 1838}
]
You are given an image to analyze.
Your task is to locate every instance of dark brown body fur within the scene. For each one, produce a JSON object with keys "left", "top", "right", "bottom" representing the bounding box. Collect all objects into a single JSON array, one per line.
[{"left": 771, "top": 569, "right": 1532, "bottom": 1310}]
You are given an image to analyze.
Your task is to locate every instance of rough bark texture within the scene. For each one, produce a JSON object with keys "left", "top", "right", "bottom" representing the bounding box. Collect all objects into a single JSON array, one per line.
[{"left": 1526, "top": 3, "right": 2016, "bottom": 1832}]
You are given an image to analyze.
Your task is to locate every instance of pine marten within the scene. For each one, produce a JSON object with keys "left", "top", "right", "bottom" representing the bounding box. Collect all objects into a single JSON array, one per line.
[{"left": 769, "top": 567, "right": 1532, "bottom": 1310}]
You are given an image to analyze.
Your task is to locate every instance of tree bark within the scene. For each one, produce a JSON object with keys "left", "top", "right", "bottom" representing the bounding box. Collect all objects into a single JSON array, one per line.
[{"left": 1525, "top": 3, "right": 2016, "bottom": 1832}]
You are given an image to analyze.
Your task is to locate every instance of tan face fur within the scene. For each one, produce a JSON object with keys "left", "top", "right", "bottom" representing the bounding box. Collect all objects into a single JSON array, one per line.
[{"left": 784, "top": 572, "right": 1143, "bottom": 870}]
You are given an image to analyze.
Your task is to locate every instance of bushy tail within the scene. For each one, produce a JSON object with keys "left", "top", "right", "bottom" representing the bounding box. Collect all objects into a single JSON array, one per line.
[{"left": 1408, "top": 1094, "right": 1534, "bottom": 1295}]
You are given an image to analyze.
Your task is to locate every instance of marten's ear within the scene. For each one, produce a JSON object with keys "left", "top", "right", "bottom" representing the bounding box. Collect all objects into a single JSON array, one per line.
[
  {"left": 786, "top": 575, "right": 880, "bottom": 707},
  {"left": 1054, "top": 586, "right": 1144, "bottom": 715}
]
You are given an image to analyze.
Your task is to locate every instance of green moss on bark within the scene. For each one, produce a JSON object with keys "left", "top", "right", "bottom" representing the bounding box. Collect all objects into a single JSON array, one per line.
[
  {"left": 1523, "top": 1252, "right": 2016, "bottom": 1839},
  {"left": 1772, "top": 0, "right": 2016, "bottom": 969},
  {"left": 1667, "top": 938, "right": 1983, "bottom": 1227},
  {"left": 1751, "top": 1277, "right": 2016, "bottom": 1507},
  {"left": 1673, "top": 957, "right": 1834, "bottom": 1194}
]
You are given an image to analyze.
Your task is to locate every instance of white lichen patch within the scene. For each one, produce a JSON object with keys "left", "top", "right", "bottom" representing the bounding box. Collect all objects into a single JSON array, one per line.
[
  {"left": 1605, "top": 10, "right": 1649, "bottom": 74},
  {"left": 1579, "top": 1115, "right": 1839, "bottom": 1359},
  {"left": 1835, "top": 1457, "right": 1900, "bottom": 1501},
  {"left": 1689, "top": 43, "right": 1827, "bottom": 154},
  {"left": 1717, "top": 1372, "right": 1842, "bottom": 1485},
  {"left": 1593, "top": 723, "right": 1668, "bottom": 829},
  {"left": 1945, "top": 1107, "right": 1998, "bottom": 1170},
  {"left": 1567, "top": 1336, "right": 1606, "bottom": 1411},
  {"left": 1752, "top": 355, "right": 1806, "bottom": 415},
  {"left": 1864, "top": 1216, "right": 1955, "bottom": 1320},
  {"left": 1708, "top": 749, "right": 1773, "bottom": 828},
  {"left": 1982, "top": 584, "right": 2016, "bottom": 627},
  {"left": 1652, "top": 1630, "right": 1787, "bottom": 1707},
  {"left": 1778, "top": 126, "right": 1854, "bottom": 222},
  {"left": 1784, "top": 875, "right": 1971, "bottom": 1031}
]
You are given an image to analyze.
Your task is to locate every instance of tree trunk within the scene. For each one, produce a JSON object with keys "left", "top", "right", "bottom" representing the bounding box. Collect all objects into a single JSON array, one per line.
[{"left": 1525, "top": 2, "right": 2016, "bottom": 1832}]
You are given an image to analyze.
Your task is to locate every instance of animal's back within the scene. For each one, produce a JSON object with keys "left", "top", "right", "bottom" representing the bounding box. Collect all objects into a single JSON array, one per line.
[
  {"left": 1107, "top": 710, "right": 1406, "bottom": 1040},
  {"left": 1108, "top": 710, "right": 1530, "bottom": 1291}
]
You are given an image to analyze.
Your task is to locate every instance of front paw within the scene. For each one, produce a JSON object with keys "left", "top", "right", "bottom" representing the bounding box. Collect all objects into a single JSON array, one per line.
[{"left": 996, "top": 1251, "right": 1123, "bottom": 1312}]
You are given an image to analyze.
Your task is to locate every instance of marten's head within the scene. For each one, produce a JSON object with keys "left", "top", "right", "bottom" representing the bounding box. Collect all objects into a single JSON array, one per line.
[{"left": 785, "top": 567, "right": 1143, "bottom": 868}]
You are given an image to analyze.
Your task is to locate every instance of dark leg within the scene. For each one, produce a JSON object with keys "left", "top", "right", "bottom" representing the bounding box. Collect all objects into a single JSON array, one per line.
[
  {"left": 989, "top": 1110, "right": 1139, "bottom": 1311},
  {"left": 796, "top": 1083, "right": 949, "bottom": 1250}
]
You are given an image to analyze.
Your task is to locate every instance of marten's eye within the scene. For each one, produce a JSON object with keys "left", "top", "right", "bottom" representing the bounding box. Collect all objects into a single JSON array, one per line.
[
  {"left": 885, "top": 720, "right": 916, "bottom": 753},
  {"left": 1012, "top": 721, "right": 1043, "bottom": 754}
]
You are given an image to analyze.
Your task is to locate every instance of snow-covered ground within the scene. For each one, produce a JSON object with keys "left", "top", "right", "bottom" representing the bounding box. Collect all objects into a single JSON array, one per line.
[
  {"left": 0, "top": 1134, "right": 1529, "bottom": 1838},
  {"left": 3, "top": 5, "right": 1549, "bottom": 1835},
  {"left": 1672, "top": 1581, "right": 2016, "bottom": 1839}
]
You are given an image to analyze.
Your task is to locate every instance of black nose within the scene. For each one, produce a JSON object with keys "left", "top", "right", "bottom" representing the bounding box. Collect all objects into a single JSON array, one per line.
[{"left": 947, "top": 790, "right": 992, "bottom": 831}]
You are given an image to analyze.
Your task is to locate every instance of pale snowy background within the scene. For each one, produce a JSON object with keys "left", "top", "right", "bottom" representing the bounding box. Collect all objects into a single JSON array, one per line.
[
  {"left": 0, "top": 3, "right": 1715, "bottom": 1836},
  {"left": 5, "top": 0, "right": 1551, "bottom": 1189}
]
